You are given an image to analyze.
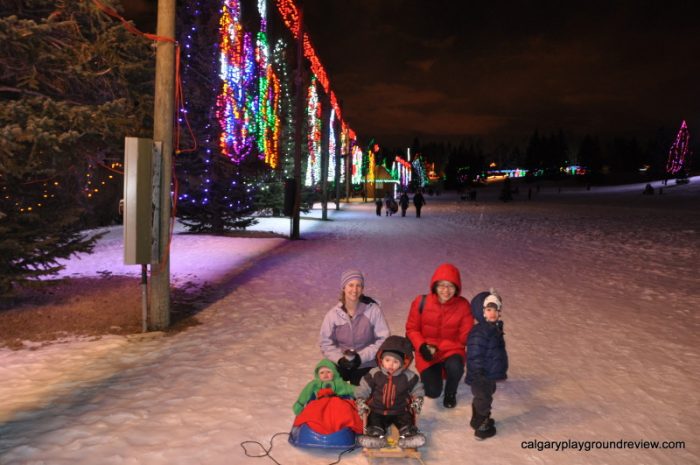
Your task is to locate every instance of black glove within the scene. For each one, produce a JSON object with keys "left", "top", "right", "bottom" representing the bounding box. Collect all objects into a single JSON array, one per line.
[
  {"left": 337, "top": 357, "right": 353, "bottom": 371},
  {"left": 338, "top": 352, "right": 360, "bottom": 371},
  {"left": 419, "top": 343, "right": 435, "bottom": 361}
]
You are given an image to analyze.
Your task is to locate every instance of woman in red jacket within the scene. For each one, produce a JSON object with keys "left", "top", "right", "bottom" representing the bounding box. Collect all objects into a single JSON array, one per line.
[{"left": 405, "top": 263, "right": 473, "bottom": 408}]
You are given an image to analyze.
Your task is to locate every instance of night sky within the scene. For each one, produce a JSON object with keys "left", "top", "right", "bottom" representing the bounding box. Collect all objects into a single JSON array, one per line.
[{"left": 122, "top": 0, "right": 700, "bottom": 148}]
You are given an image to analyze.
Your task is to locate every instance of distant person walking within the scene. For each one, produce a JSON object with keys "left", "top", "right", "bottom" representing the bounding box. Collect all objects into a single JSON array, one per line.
[
  {"left": 399, "top": 191, "right": 410, "bottom": 217},
  {"left": 375, "top": 198, "right": 383, "bottom": 216},
  {"left": 413, "top": 190, "right": 426, "bottom": 218},
  {"left": 384, "top": 193, "right": 396, "bottom": 216}
]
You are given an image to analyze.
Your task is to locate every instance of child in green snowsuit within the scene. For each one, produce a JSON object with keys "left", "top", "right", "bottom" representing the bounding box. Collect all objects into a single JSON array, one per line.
[{"left": 292, "top": 359, "right": 363, "bottom": 434}]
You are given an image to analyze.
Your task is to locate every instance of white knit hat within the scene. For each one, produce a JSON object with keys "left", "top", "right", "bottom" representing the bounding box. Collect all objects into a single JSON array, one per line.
[{"left": 483, "top": 290, "right": 502, "bottom": 310}]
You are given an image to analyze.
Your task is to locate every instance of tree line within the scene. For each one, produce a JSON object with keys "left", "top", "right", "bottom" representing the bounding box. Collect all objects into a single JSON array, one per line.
[{"left": 396, "top": 127, "right": 695, "bottom": 190}]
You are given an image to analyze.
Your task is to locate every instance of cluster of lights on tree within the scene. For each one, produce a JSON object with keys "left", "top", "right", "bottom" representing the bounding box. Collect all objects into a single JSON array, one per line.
[
  {"left": 412, "top": 156, "right": 428, "bottom": 186},
  {"left": 339, "top": 132, "right": 348, "bottom": 182},
  {"left": 327, "top": 109, "right": 336, "bottom": 181},
  {"left": 391, "top": 156, "right": 413, "bottom": 189},
  {"left": 216, "top": 0, "right": 254, "bottom": 163},
  {"left": 666, "top": 120, "right": 690, "bottom": 175},
  {"left": 178, "top": 0, "right": 207, "bottom": 207},
  {"left": 12, "top": 0, "right": 364, "bottom": 219},
  {"left": 216, "top": 0, "right": 281, "bottom": 167},
  {"left": 366, "top": 148, "right": 376, "bottom": 183},
  {"left": 84, "top": 161, "right": 121, "bottom": 198},
  {"left": 305, "top": 78, "right": 322, "bottom": 186},
  {"left": 271, "top": 38, "right": 295, "bottom": 178},
  {"left": 274, "top": 0, "right": 356, "bottom": 136},
  {"left": 351, "top": 146, "right": 363, "bottom": 184},
  {"left": 5, "top": 180, "right": 57, "bottom": 213},
  {"left": 254, "top": 0, "right": 281, "bottom": 168}
]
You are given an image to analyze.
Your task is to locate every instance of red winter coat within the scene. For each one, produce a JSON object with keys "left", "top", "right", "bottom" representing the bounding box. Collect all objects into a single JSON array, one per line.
[{"left": 405, "top": 263, "right": 474, "bottom": 374}]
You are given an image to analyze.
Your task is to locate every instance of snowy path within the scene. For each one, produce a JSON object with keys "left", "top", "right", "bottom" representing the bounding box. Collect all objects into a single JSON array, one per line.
[{"left": 1, "top": 182, "right": 699, "bottom": 465}]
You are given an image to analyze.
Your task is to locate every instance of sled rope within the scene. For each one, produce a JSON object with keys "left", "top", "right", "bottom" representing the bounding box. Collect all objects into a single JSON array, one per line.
[
  {"left": 241, "top": 432, "right": 289, "bottom": 465},
  {"left": 328, "top": 445, "right": 358, "bottom": 465}
]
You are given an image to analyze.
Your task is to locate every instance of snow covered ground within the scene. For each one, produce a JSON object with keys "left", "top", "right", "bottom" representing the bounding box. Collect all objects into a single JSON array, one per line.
[{"left": 1, "top": 177, "right": 698, "bottom": 465}]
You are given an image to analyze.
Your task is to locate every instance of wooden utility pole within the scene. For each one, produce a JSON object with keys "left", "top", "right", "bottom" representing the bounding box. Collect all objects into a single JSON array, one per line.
[
  {"left": 149, "top": 0, "right": 176, "bottom": 330},
  {"left": 291, "top": 5, "right": 304, "bottom": 239}
]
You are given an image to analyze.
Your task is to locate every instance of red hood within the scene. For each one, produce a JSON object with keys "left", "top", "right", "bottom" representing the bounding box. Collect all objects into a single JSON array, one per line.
[{"left": 430, "top": 263, "right": 462, "bottom": 296}]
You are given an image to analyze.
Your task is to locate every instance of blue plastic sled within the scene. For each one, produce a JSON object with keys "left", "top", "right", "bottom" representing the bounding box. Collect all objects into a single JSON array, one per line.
[{"left": 289, "top": 424, "right": 356, "bottom": 449}]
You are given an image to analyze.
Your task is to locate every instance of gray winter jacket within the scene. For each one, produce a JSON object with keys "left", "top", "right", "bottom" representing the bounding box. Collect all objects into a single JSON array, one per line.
[{"left": 319, "top": 298, "right": 391, "bottom": 368}]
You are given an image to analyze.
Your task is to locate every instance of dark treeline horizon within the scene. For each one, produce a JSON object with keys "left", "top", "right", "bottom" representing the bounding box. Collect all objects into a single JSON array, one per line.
[{"left": 372, "top": 125, "right": 696, "bottom": 186}]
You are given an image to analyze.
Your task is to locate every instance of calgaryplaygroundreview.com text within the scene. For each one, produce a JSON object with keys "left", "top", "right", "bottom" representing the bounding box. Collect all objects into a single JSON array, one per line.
[{"left": 521, "top": 439, "right": 686, "bottom": 452}]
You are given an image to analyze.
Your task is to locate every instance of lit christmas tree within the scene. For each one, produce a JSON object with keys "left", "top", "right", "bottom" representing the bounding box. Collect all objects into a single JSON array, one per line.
[
  {"left": 666, "top": 120, "right": 690, "bottom": 176},
  {"left": 176, "top": 0, "right": 279, "bottom": 232}
]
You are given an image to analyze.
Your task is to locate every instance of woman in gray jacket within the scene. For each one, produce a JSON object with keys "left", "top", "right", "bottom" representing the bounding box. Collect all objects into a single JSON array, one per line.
[{"left": 319, "top": 269, "right": 391, "bottom": 385}]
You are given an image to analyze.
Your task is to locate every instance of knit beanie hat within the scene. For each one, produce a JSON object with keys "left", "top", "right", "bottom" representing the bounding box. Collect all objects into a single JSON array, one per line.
[
  {"left": 341, "top": 269, "right": 364, "bottom": 289},
  {"left": 382, "top": 350, "right": 404, "bottom": 363},
  {"left": 483, "top": 289, "right": 502, "bottom": 310}
]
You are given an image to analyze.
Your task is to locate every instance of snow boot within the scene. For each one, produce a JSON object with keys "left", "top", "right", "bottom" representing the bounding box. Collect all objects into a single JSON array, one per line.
[
  {"left": 470, "top": 405, "right": 494, "bottom": 430},
  {"left": 474, "top": 415, "right": 496, "bottom": 440},
  {"left": 398, "top": 425, "right": 426, "bottom": 449},
  {"left": 357, "top": 426, "right": 388, "bottom": 449},
  {"left": 443, "top": 392, "right": 457, "bottom": 408}
]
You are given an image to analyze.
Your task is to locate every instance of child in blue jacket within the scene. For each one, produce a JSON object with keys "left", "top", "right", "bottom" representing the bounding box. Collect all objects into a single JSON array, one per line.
[{"left": 466, "top": 289, "right": 508, "bottom": 440}]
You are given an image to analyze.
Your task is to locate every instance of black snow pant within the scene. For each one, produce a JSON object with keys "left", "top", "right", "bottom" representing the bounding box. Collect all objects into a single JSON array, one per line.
[
  {"left": 401, "top": 207, "right": 407, "bottom": 217},
  {"left": 420, "top": 354, "right": 464, "bottom": 399},
  {"left": 471, "top": 376, "right": 497, "bottom": 417},
  {"left": 367, "top": 410, "right": 414, "bottom": 434},
  {"left": 415, "top": 206, "right": 422, "bottom": 218}
]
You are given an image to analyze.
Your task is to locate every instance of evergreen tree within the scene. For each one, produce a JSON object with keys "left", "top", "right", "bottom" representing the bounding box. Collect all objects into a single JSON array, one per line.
[
  {"left": 258, "top": 36, "right": 296, "bottom": 215},
  {"left": 524, "top": 130, "right": 542, "bottom": 173},
  {"left": 578, "top": 134, "right": 603, "bottom": 172},
  {"left": 549, "top": 129, "right": 569, "bottom": 170},
  {"left": 0, "top": 0, "right": 154, "bottom": 294},
  {"left": 175, "top": 0, "right": 258, "bottom": 232},
  {"left": 610, "top": 137, "right": 643, "bottom": 173},
  {"left": 645, "top": 127, "right": 672, "bottom": 176},
  {"left": 444, "top": 145, "right": 461, "bottom": 189}
]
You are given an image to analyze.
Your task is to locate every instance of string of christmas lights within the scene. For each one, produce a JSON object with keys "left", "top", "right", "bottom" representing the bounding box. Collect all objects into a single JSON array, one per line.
[
  {"left": 305, "top": 77, "right": 322, "bottom": 186},
  {"left": 216, "top": 0, "right": 256, "bottom": 163},
  {"left": 254, "top": 0, "right": 281, "bottom": 168},
  {"left": 392, "top": 155, "right": 413, "bottom": 188},
  {"left": 666, "top": 120, "right": 689, "bottom": 175},
  {"left": 351, "top": 145, "right": 363, "bottom": 185},
  {"left": 412, "top": 157, "right": 428, "bottom": 187},
  {"left": 367, "top": 149, "right": 376, "bottom": 183},
  {"left": 327, "top": 109, "right": 336, "bottom": 181},
  {"left": 271, "top": 38, "right": 295, "bottom": 178},
  {"left": 274, "top": 0, "right": 356, "bottom": 140}
]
